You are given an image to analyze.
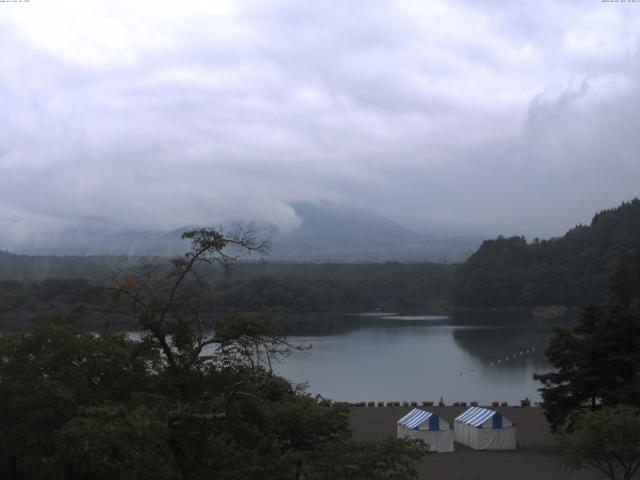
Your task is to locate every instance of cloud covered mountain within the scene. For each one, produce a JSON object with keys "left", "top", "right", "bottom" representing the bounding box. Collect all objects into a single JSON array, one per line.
[
  {"left": 268, "top": 203, "right": 481, "bottom": 262},
  {"left": 1, "top": 202, "right": 482, "bottom": 262}
]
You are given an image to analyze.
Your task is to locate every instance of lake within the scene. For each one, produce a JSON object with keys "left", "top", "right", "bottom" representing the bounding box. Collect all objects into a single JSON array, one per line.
[{"left": 272, "top": 311, "right": 571, "bottom": 404}]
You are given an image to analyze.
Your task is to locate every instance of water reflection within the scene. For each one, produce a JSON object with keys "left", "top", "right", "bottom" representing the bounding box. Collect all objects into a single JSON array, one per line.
[{"left": 274, "top": 310, "right": 575, "bottom": 404}]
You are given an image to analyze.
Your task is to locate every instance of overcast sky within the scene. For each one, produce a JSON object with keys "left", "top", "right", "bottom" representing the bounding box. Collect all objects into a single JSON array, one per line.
[{"left": 1, "top": 0, "right": 639, "bottom": 241}]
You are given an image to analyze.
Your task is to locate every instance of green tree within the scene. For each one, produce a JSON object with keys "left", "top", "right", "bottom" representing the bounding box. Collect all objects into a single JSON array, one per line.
[
  {"left": 304, "top": 437, "right": 429, "bottom": 480},
  {"left": 54, "top": 405, "right": 180, "bottom": 480},
  {"left": 558, "top": 406, "right": 640, "bottom": 480},
  {"left": 0, "top": 319, "right": 159, "bottom": 479},
  {"left": 1, "top": 227, "right": 429, "bottom": 480},
  {"left": 535, "top": 249, "right": 640, "bottom": 430},
  {"left": 454, "top": 199, "right": 640, "bottom": 307}
]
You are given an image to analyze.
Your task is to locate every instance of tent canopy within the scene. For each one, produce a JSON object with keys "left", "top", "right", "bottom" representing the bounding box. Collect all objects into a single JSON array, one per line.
[
  {"left": 397, "top": 408, "right": 455, "bottom": 452},
  {"left": 455, "top": 406, "right": 513, "bottom": 429},
  {"left": 397, "top": 408, "right": 448, "bottom": 431}
]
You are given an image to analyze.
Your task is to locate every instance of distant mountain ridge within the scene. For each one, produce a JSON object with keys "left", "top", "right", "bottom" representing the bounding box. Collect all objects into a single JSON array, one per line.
[
  {"left": 286, "top": 202, "right": 424, "bottom": 242},
  {"left": 0, "top": 202, "right": 482, "bottom": 263},
  {"left": 268, "top": 202, "right": 480, "bottom": 262},
  {"left": 453, "top": 198, "right": 640, "bottom": 307}
]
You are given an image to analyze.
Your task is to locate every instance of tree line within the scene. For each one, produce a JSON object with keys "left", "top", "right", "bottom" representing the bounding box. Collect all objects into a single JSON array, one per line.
[
  {"left": 0, "top": 228, "right": 428, "bottom": 480},
  {"left": 0, "top": 262, "right": 454, "bottom": 333},
  {"left": 454, "top": 199, "right": 640, "bottom": 307},
  {"left": 535, "top": 248, "right": 640, "bottom": 480},
  {"left": 2, "top": 198, "right": 639, "bottom": 335}
]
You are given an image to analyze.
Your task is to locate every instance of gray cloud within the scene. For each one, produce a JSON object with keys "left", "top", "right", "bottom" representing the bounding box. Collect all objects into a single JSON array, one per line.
[{"left": 1, "top": 0, "right": 639, "bottom": 243}]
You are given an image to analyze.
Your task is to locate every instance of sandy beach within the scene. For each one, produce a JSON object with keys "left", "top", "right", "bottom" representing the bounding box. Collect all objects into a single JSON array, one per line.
[{"left": 349, "top": 406, "right": 602, "bottom": 480}]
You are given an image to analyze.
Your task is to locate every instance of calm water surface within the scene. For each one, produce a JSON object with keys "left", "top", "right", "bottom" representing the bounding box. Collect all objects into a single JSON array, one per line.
[{"left": 273, "top": 311, "right": 570, "bottom": 404}]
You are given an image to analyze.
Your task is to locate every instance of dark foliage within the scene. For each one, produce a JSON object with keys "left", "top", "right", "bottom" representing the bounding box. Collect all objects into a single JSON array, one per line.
[
  {"left": 0, "top": 228, "right": 427, "bottom": 480},
  {"left": 535, "top": 249, "right": 640, "bottom": 431},
  {"left": 557, "top": 406, "right": 640, "bottom": 480},
  {"left": 0, "top": 262, "right": 454, "bottom": 333},
  {"left": 454, "top": 199, "right": 640, "bottom": 307}
]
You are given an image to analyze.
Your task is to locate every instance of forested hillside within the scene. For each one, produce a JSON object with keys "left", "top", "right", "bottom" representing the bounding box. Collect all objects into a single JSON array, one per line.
[
  {"left": 0, "top": 262, "right": 454, "bottom": 332},
  {"left": 4, "top": 199, "right": 638, "bottom": 324},
  {"left": 0, "top": 228, "right": 427, "bottom": 479},
  {"left": 453, "top": 199, "right": 640, "bottom": 307},
  {"left": 0, "top": 251, "right": 140, "bottom": 281}
]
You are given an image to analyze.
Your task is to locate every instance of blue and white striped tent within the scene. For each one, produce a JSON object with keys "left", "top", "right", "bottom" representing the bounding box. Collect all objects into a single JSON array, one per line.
[
  {"left": 397, "top": 408, "right": 454, "bottom": 452},
  {"left": 454, "top": 407, "right": 517, "bottom": 450}
]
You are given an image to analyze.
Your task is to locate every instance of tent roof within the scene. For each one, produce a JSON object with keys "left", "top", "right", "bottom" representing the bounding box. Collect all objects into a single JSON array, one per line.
[
  {"left": 397, "top": 408, "right": 435, "bottom": 429},
  {"left": 455, "top": 407, "right": 501, "bottom": 427}
]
